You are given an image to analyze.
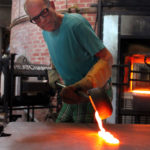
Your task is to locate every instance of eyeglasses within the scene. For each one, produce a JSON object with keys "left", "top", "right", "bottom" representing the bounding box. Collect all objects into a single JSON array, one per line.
[{"left": 30, "top": 8, "right": 49, "bottom": 24}]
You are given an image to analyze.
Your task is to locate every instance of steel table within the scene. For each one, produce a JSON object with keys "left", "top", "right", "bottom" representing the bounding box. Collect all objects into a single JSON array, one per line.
[{"left": 0, "top": 122, "right": 150, "bottom": 150}]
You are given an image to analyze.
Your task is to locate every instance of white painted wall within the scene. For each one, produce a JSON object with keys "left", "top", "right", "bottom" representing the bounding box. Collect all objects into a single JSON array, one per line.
[{"left": 103, "top": 15, "right": 119, "bottom": 124}]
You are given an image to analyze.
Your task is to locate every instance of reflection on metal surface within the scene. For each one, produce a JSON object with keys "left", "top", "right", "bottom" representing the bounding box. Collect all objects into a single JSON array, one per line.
[{"left": 2, "top": 122, "right": 150, "bottom": 150}]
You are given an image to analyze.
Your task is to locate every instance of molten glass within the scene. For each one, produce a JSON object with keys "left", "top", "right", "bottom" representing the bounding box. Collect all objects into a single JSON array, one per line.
[
  {"left": 88, "top": 95, "right": 119, "bottom": 145},
  {"left": 95, "top": 111, "right": 119, "bottom": 144}
]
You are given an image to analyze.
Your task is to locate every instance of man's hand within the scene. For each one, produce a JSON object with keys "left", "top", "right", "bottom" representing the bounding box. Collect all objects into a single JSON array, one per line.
[
  {"left": 60, "top": 77, "right": 92, "bottom": 104},
  {"left": 47, "top": 68, "right": 60, "bottom": 92},
  {"left": 60, "top": 57, "right": 112, "bottom": 104},
  {"left": 60, "top": 84, "right": 113, "bottom": 120}
]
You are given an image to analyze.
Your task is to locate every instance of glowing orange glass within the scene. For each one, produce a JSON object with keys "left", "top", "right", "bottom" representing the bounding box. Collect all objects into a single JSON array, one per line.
[{"left": 88, "top": 95, "right": 120, "bottom": 145}]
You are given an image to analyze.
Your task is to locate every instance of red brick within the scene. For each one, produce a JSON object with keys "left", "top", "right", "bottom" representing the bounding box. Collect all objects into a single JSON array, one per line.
[{"left": 10, "top": 0, "right": 97, "bottom": 66}]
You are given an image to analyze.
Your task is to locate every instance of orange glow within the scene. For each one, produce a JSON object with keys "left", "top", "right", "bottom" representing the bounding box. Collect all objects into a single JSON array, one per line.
[
  {"left": 88, "top": 96, "right": 120, "bottom": 145},
  {"left": 95, "top": 111, "right": 120, "bottom": 144},
  {"left": 89, "top": 95, "right": 97, "bottom": 112},
  {"left": 130, "top": 57, "right": 134, "bottom": 91},
  {"left": 124, "top": 54, "right": 150, "bottom": 94},
  {"left": 132, "top": 90, "right": 150, "bottom": 95}
]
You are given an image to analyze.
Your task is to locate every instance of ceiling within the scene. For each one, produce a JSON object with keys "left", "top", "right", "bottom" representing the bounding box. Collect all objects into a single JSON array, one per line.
[{"left": 0, "top": 0, "right": 12, "bottom": 28}]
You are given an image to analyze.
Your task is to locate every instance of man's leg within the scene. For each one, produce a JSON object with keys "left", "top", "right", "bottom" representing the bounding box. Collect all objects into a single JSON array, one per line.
[
  {"left": 72, "top": 102, "right": 95, "bottom": 123},
  {"left": 56, "top": 103, "right": 73, "bottom": 122}
]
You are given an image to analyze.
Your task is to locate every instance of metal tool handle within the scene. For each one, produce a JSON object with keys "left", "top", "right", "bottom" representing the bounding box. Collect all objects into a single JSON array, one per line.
[
  {"left": 56, "top": 82, "right": 89, "bottom": 99},
  {"left": 56, "top": 82, "right": 66, "bottom": 88},
  {"left": 56, "top": 82, "right": 110, "bottom": 101}
]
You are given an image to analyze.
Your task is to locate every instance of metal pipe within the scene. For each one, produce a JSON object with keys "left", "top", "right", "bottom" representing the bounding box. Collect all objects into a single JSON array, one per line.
[
  {"left": 56, "top": 82, "right": 66, "bottom": 88},
  {"left": 56, "top": 82, "right": 89, "bottom": 99}
]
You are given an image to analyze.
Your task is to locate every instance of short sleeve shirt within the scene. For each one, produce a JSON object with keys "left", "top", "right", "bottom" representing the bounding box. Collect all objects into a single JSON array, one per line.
[{"left": 43, "top": 13, "right": 105, "bottom": 85}]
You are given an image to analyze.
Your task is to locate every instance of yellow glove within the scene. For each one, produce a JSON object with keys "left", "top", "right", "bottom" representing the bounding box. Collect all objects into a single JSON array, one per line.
[
  {"left": 60, "top": 84, "right": 112, "bottom": 119},
  {"left": 60, "top": 77, "right": 92, "bottom": 104},
  {"left": 86, "top": 59, "right": 112, "bottom": 88},
  {"left": 60, "top": 59, "right": 112, "bottom": 103},
  {"left": 60, "top": 59, "right": 113, "bottom": 119}
]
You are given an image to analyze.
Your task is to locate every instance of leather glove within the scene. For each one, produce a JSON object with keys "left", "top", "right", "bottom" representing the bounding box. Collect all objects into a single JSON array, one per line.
[
  {"left": 86, "top": 59, "right": 112, "bottom": 88},
  {"left": 47, "top": 68, "right": 60, "bottom": 92},
  {"left": 60, "top": 77, "right": 92, "bottom": 104},
  {"left": 60, "top": 59, "right": 112, "bottom": 104}
]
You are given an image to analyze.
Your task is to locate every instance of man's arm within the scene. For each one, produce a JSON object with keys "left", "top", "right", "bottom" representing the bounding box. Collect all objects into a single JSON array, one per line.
[
  {"left": 60, "top": 47, "right": 113, "bottom": 102},
  {"left": 60, "top": 47, "right": 113, "bottom": 119},
  {"left": 84, "top": 47, "right": 113, "bottom": 88},
  {"left": 95, "top": 47, "right": 113, "bottom": 67}
]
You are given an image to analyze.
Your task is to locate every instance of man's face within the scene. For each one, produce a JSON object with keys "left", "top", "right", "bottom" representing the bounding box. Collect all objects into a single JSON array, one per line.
[{"left": 26, "top": 1, "right": 58, "bottom": 31}]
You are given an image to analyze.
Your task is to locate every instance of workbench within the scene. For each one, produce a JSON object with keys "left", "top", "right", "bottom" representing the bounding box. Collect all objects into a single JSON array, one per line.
[{"left": 0, "top": 122, "right": 150, "bottom": 150}]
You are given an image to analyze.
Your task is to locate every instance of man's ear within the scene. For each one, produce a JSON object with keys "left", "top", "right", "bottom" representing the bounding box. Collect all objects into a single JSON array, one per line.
[{"left": 50, "top": 1, "right": 55, "bottom": 9}]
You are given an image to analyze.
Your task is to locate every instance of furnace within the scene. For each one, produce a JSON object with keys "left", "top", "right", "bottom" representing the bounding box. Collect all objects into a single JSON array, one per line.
[{"left": 97, "top": 0, "right": 150, "bottom": 123}]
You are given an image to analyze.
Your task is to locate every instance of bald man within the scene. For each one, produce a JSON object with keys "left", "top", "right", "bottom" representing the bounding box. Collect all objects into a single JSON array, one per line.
[{"left": 24, "top": 0, "right": 113, "bottom": 123}]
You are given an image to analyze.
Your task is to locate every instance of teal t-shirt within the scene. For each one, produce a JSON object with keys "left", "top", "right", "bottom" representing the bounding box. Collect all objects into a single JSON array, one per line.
[{"left": 42, "top": 13, "right": 105, "bottom": 85}]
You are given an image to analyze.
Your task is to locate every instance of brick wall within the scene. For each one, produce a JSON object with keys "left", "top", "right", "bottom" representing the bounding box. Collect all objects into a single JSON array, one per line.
[
  {"left": 10, "top": 0, "right": 50, "bottom": 64},
  {"left": 10, "top": 0, "right": 97, "bottom": 64},
  {"left": 55, "top": 0, "right": 97, "bottom": 28}
]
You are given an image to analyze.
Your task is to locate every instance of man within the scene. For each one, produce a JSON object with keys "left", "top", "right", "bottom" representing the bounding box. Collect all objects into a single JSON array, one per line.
[{"left": 24, "top": 0, "right": 113, "bottom": 123}]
